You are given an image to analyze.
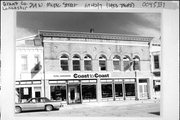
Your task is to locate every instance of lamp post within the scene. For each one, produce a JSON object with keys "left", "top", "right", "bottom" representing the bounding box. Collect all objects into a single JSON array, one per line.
[{"left": 134, "top": 70, "right": 139, "bottom": 100}]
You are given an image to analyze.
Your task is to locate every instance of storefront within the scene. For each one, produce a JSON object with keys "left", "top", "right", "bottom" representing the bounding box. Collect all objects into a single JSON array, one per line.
[
  {"left": 48, "top": 79, "right": 97, "bottom": 104},
  {"left": 100, "top": 78, "right": 136, "bottom": 101},
  {"left": 46, "top": 72, "right": 150, "bottom": 104},
  {"left": 46, "top": 73, "right": 101, "bottom": 104},
  {"left": 81, "top": 79, "right": 97, "bottom": 102},
  {"left": 15, "top": 80, "right": 42, "bottom": 103}
]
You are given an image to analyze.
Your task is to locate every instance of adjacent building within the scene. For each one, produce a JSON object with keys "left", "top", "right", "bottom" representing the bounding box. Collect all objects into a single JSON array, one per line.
[
  {"left": 16, "top": 30, "right": 159, "bottom": 104},
  {"left": 16, "top": 35, "right": 44, "bottom": 103},
  {"left": 150, "top": 37, "right": 161, "bottom": 99}
]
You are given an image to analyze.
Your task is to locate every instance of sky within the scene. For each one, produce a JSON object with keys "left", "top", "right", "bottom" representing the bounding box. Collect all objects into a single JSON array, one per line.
[{"left": 16, "top": 12, "right": 161, "bottom": 39}]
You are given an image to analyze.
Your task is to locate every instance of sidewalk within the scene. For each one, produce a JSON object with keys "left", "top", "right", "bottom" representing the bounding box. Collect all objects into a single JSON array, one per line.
[
  {"left": 57, "top": 99, "right": 160, "bottom": 117},
  {"left": 61, "top": 99, "right": 160, "bottom": 109}
]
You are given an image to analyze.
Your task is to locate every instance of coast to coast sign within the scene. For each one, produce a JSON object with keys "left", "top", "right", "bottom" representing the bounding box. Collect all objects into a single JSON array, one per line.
[
  {"left": 46, "top": 73, "right": 111, "bottom": 79},
  {"left": 73, "top": 73, "right": 110, "bottom": 79}
]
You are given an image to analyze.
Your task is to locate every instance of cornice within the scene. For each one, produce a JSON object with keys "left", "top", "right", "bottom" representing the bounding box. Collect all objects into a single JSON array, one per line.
[{"left": 39, "top": 30, "right": 154, "bottom": 42}]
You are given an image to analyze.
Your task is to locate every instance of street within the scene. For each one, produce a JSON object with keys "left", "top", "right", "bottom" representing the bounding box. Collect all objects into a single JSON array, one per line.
[{"left": 15, "top": 99, "right": 160, "bottom": 117}]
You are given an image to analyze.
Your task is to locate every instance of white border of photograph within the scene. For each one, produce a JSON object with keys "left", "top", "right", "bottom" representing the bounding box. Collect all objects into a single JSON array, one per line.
[{"left": 1, "top": 1, "right": 179, "bottom": 120}]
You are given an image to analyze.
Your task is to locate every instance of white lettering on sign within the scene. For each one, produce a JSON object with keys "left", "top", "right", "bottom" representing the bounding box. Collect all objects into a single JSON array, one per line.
[
  {"left": 73, "top": 73, "right": 110, "bottom": 78},
  {"left": 53, "top": 75, "right": 71, "bottom": 77}
]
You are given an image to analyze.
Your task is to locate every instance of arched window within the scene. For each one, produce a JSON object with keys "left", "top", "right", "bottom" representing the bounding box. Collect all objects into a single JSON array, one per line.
[
  {"left": 123, "top": 56, "right": 132, "bottom": 71},
  {"left": 133, "top": 56, "right": 140, "bottom": 71},
  {"left": 84, "top": 55, "right": 92, "bottom": 71},
  {"left": 72, "top": 54, "right": 81, "bottom": 71},
  {"left": 60, "top": 54, "right": 69, "bottom": 71},
  {"left": 99, "top": 55, "right": 107, "bottom": 71},
  {"left": 113, "top": 55, "right": 121, "bottom": 71}
]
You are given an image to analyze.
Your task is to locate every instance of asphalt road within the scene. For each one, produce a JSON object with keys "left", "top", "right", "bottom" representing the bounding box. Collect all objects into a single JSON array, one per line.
[{"left": 15, "top": 100, "right": 160, "bottom": 117}]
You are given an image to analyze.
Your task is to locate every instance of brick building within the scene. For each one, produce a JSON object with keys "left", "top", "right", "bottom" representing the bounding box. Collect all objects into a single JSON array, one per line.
[
  {"left": 40, "top": 30, "right": 154, "bottom": 104},
  {"left": 16, "top": 30, "right": 155, "bottom": 104}
]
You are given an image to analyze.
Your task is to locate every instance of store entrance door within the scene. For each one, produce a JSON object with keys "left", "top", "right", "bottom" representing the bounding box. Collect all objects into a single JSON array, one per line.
[
  {"left": 139, "top": 83, "right": 148, "bottom": 99},
  {"left": 70, "top": 87, "right": 75, "bottom": 103},
  {"left": 68, "top": 85, "right": 81, "bottom": 104},
  {"left": 35, "top": 91, "right": 41, "bottom": 98}
]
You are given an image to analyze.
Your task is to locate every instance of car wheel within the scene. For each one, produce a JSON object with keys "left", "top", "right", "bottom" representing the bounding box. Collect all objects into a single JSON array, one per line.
[
  {"left": 45, "top": 105, "right": 53, "bottom": 111},
  {"left": 15, "top": 106, "right": 22, "bottom": 113}
]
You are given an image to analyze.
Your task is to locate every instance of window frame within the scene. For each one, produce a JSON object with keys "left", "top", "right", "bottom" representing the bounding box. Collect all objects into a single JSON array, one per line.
[
  {"left": 72, "top": 54, "right": 81, "bottom": 71},
  {"left": 60, "top": 54, "right": 69, "bottom": 71},
  {"left": 84, "top": 55, "right": 92, "bottom": 71},
  {"left": 113, "top": 55, "right": 121, "bottom": 71},
  {"left": 123, "top": 56, "right": 131, "bottom": 71},
  {"left": 153, "top": 55, "right": 160, "bottom": 69},
  {"left": 50, "top": 85, "right": 67, "bottom": 101},
  {"left": 133, "top": 56, "right": 140, "bottom": 71},
  {"left": 101, "top": 83, "right": 113, "bottom": 98},
  {"left": 99, "top": 55, "right": 107, "bottom": 71}
]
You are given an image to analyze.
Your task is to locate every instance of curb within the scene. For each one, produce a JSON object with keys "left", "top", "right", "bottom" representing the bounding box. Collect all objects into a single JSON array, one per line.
[{"left": 60, "top": 99, "right": 160, "bottom": 109}]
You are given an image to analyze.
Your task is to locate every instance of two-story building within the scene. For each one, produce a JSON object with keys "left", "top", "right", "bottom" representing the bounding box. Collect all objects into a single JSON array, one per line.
[
  {"left": 15, "top": 35, "right": 44, "bottom": 103},
  {"left": 39, "top": 30, "right": 154, "bottom": 104}
]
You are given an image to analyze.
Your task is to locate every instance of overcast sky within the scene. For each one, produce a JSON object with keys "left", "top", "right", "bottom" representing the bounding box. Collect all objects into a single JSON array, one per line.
[{"left": 16, "top": 12, "right": 161, "bottom": 39}]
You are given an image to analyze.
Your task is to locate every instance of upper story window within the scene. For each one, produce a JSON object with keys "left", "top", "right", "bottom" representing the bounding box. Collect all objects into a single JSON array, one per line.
[
  {"left": 60, "top": 54, "right": 69, "bottom": 71},
  {"left": 73, "top": 54, "right": 81, "bottom": 71},
  {"left": 99, "top": 55, "right": 107, "bottom": 71},
  {"left": 21, "top": 55, "right": 28, "bottom": 71},
  {"left": 113, "top": 55, "right": 121, "bottom": 71},
  {"left": 154, "top": 55, "right": 160, "bottom": 69},
  {"left": 123, "top": 56, "right": 131, "bottom": 71},
  {"left": 133, "top": 56, "right": 140, "bottom": 71},
  {"left": 34, "top": 55, "right": 41, "bottom": 71},
  {"left": 84, "top": 55, "right": 92, "bottom": 71}
]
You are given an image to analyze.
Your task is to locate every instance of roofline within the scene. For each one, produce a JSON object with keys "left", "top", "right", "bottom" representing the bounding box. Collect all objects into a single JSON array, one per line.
[
  {"left": 38, "top": 30, "right": 154, "bottom": 38},
  {"left": 16, "top": 35, "right": 38, "bottom": 41},
  {"left": 38, "top": 30, "right": 154, "bottom": 42}
]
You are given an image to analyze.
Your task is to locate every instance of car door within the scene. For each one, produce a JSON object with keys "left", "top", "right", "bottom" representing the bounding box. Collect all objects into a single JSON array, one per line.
[
  {"left": 36, "top": 98, "right": 46, "bottom": 110},
  {"left": 22, "top": 98, "right": 39, "bottom": 111}
]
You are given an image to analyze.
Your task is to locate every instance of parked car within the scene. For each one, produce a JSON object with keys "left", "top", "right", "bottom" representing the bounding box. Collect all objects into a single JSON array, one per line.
[{"left": 15, "top": 97, "right": 63, "bottom": 113}]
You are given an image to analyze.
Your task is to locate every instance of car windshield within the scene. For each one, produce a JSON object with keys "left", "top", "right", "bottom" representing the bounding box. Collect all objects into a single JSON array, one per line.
[
  {"left": 27, "top": 98, "right": 35, "bottom": 103},
  {"left": 44, "top": 97, "right": 51, "bottom": 102}
]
